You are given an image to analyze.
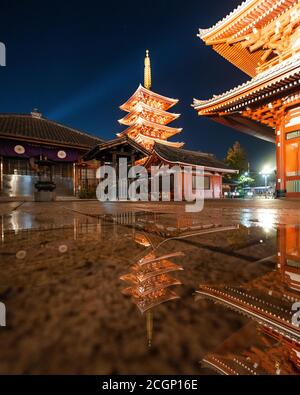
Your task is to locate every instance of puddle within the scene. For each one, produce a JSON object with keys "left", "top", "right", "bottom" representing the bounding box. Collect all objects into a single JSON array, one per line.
[{"left": 0, "top": 208, "right": 299, "bottom": 374}]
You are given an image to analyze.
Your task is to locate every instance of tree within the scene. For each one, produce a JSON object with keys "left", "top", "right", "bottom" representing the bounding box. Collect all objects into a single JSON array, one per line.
[
  {"left": 225, "top": 141, "right": 248, "bottom": 179},
  {"left": 238, "top": 174, "right": 255, "bottom": 187}
]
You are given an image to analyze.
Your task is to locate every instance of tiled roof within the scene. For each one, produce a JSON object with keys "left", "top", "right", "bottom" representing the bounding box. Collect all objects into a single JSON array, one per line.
[
  {"left": 193, "top": 53, "right": 300, "bottom": 111},
  {"left": 83, "top": 136, "right": 150, "bottom": 161},
  {"left": 198, "top": 0, "right": 295, "bottom": 40},
  {"left": 153, "top": 143, "right": 237, "bottom": 172},
  {"left": 0, "top": 114, "right": 103, "bottom": 149}
]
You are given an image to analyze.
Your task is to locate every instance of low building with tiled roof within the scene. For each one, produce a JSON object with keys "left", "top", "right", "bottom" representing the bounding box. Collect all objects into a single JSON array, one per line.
[
  {"left": 0, "top": 109, "right": 104, "bottom": 198},
  {"left": 145, "top": 143, "right": 238, "bottom": 199},
  {"left": 0, "top": 112, "right": 102, "bottom": 149}
]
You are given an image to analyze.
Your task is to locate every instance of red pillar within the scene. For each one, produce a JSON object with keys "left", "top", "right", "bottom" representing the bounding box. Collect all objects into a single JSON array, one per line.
[
  {"left": 211, "top": 174, "right": 215, "bottom": 198},
  {"left": 276, "top": 118, "right": 286, "bottom": 197}
]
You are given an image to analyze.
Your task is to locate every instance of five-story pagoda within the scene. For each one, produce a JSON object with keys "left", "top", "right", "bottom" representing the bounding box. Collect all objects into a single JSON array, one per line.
[{"left": 117, "top": 50, "right": 184, "bottom": 150}]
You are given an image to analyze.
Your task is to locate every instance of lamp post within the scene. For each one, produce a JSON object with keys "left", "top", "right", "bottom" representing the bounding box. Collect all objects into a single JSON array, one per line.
[
  {"left": 259, "top": 166, "right": 273, "bottom": 196},
  {"left": 262, "top": 173, "right": 269, "bottom": 188}
]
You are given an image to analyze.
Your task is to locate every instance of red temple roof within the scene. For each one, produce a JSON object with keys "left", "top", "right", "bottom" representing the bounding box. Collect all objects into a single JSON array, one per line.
[
  {"left": 198, "top": 0, "right": 299, "bottom": 77},
  {"left": 193, "top": 53, "right": 300, "bottom": 142},
  {"left": 117, "top": 118, "right": 183, "bottom": 140},
  {"left": 120, "top": 84, "right": 179, "bottom": 113},
  {"left": 193, "top": 54, "right": 300, "bottom": 113},
  {"left": 118, "top": 102, "right": 180, "bottom": 126}
]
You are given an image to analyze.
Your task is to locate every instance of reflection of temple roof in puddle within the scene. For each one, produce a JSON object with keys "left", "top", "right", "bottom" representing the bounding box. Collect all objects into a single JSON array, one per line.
[
  {"left": 196, "top": 283, "right": 300, "bottom": 343},
  {"left": 138, "top": 251, "right": 184, "bottom": 266},
  {"left": 134, "top": 233, "right": 153, "bottom": 247},
  {"left": 130, "top": 259, "right": 183, "bottom": 282},
  {"left": 202, "top": 322, "right": 299, "bottom": 375},
  {"left": 244, "top": 270, "right": 300, "bottom": 303},
  {"left": 120, "top": 251, "right": 184, "bottom": 315},
  {"left": 197, "top": 241, "right": 300, "bottom": 375},
  {"left": 131, "top": 288, "right": 180, "bottom": 314},
  {"left": 121, "top": 274, "right": 182, "bottom": 296}
]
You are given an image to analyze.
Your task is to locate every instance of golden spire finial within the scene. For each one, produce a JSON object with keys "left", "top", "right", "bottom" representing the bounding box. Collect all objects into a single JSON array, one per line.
[
  {"left": 144, "top": 49, "right": 152, "bottom": 90},
  {"left": 146, "top": 309, "right": 153, "bottom": 348}
]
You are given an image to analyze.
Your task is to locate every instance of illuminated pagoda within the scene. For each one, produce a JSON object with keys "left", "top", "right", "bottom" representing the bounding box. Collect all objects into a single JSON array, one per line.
[
  {"left": 193, "top": 0, "right": 300, "bottom": 197},
  {"left": 117, "top": 50, "right": 184, "bottom": 151},
  {"left": 120, "top": 250, "right": 184, "bottom": 346},
  {"left": 84, "top": 51, "right": 237, "bottom": 198},
  {"left": 196, "top": 225, "right": 300, "bottom": 374}
]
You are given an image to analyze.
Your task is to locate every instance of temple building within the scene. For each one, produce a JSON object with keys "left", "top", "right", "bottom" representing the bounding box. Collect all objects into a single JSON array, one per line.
[
  {"left": 193, "top": 0, "right": 300, "bottom": 197},
  {"left": 0, "top": 49, "right": 238, "bottom": 200},
  {"left": 85, "top": 50, "right": 237, "bottom": 198},
  {"left": 146, "top": 143, "right": 237, "bottom": 199},
  {"left": 0, "top": 109, "right": 102, "bottom": 198}
]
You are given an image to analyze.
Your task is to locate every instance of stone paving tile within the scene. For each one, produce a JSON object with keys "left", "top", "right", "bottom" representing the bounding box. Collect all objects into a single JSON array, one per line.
[
  {"left": 0, "top": 221, "right": 275, "bottom": 374},
  {"left": 0, "top": 200, "right": 298, "bottom": 374}
]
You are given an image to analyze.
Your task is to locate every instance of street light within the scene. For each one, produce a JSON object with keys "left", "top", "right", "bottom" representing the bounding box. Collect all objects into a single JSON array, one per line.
[{"left": 259, "top": 166, "right": 272, "bottom": 189}]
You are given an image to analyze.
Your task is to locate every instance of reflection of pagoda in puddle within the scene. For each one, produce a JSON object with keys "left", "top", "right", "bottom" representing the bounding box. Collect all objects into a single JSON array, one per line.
[
  {"left": 196, "top": 225, "right": 300, "bottom": 375},
  {"left": 120, "top": 236, "right": 184, "bottom": 346}
]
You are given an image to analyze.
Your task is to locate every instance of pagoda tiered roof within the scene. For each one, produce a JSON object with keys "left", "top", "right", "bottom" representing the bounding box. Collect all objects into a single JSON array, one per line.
[
  {"left": 120, "top": 84, "right": 179, "bottom": 113},
  {"left": 117, "top": 118, "right": 183, "bottom": 140},
  {"left": 135, "top": 134, "right": 184, "bottom": 149},
  {"left": 118, "top": 52, "right": 184, "bottom": 150},
  {"left": 198, "top": 0, "right": 299, "bottom": 77},
  {"left": 118, "top": 102, "right": 180, "bottom": 126}
]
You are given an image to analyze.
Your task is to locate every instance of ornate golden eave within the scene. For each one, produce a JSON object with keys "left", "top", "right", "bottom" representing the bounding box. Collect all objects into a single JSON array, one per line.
[
  {"left": 135, "top": 134, "right": 185, "bottom": 149},
  {"left": 117, "top": 117, "right": 183, "bottom": 140},
  {"left": 118, "top": 102, "right": 180, "bottom": 126},
  {"left": 193, "top": 54, "right": 300, "bottom": 117},
  {"left": 120, "top": 84, "right": 179, "bottom": 113},
  {"left": 198, "top": 0, "right": 299, "bottom": 77},
  {"left": 119, "top": 51, "right": 183, "bottom": 149}
]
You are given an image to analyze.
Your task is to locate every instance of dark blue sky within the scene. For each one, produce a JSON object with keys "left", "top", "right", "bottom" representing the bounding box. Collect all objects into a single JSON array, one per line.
[{"left": 0, "top": 0, "right": 275, "bottom": 170}]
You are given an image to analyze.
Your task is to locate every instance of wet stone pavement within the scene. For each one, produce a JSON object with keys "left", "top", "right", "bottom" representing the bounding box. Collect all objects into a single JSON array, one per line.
[{"left": 0, "top": 200, "right": 299, "bottom": 374}]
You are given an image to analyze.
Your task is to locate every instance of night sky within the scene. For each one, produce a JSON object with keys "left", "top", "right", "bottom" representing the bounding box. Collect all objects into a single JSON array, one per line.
[{"left": 0, "top": 0, "right": 276, "bottom": 171}]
